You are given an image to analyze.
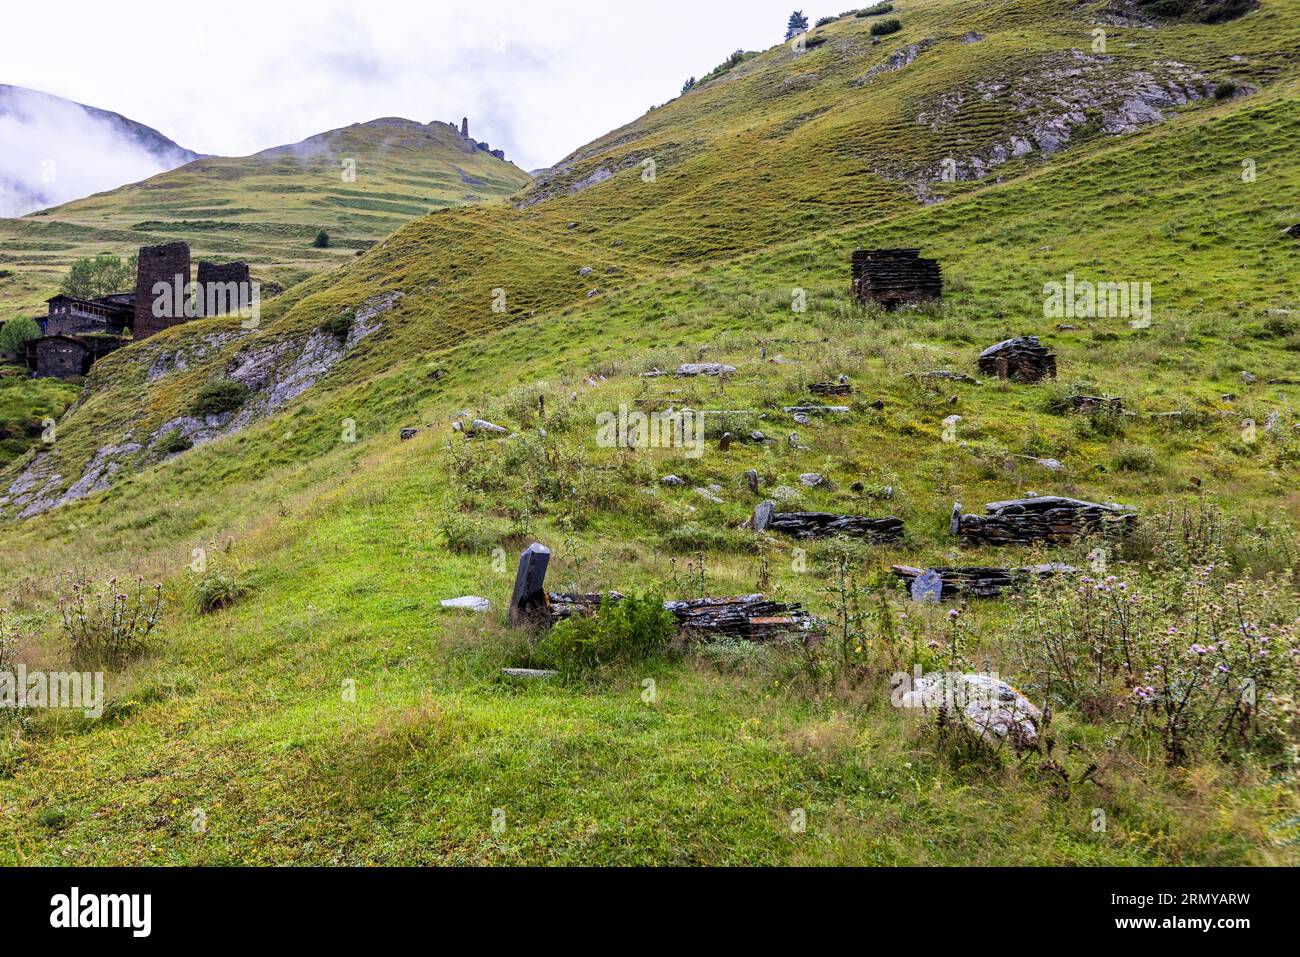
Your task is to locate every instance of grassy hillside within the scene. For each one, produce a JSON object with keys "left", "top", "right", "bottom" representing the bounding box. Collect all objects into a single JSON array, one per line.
[
  {"left": 0, "top": 117, "right": 532, "bottom": 324},
  {"left": 1, "top": 0, "right": 1298, "bottom": 865}
]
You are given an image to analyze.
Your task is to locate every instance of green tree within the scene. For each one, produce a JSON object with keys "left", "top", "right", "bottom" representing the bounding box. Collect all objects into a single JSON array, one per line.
[
  {"left": 785, "top": 10, "right": 809, "bottom": 39},
  {"left": 681, "top": 77, "right": 696, "bottom": 95},
  {"left": 0, "top": 317, "right": 41, "bottom": 356},
  {"left": 313, "top": 230, "right": 331, "bottom": 248},
  {"left": 59, "top": 253, "right": 137, "bottom": 300}
]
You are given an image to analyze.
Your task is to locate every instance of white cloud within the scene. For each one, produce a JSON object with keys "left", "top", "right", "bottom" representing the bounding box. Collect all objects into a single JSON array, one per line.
[
  {"left": 1, "top": 0, "right": 806, "bottom": 174},
  {"left": 0, "top": 86, "right": 195, "bottom": 217}
]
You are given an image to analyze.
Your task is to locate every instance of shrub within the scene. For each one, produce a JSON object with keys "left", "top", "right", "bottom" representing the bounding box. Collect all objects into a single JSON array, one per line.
[
  {"left": 814, "top": 16, "right": 837, "bottom": 27},
  {"left": 854, "top": 1, "right": 893, "bottom": 15},
  {"left": 58, "top": 576, "right": 163, "bottom": 668},
  {"left": 870, "top": 17, "right": 902, "bottom": 35},
  {"left": 1112, "top": 444, "right": 1160, "bottom": 473},
  {"left": 155, "top": 428, "right": 193, "bottom": 457},
  {"left": 193, "top": 569, "right": 252, "bottom": 614},
  {"left": 313, "top": 230, "right": 331, "bottom": 248},
  {"left": 319, "top": 311, "right": 353, "bottom": 342},
  {"left": 191, "top": 379, "right": 249, "bottom": 418},
  {"left": 538, "top": 592, "right": 677, "bottom": 672}
]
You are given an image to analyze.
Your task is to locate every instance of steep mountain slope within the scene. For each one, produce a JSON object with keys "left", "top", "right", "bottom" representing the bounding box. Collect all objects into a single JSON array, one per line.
[
  {"left": 0, "top": 117, "right": 532, "bottom": 323},
  {"left": 1, "top": 0, "right": 1298, "bottom": 864},
  {"left": 0, "top": 84, "right": 199, "bottom": 219}
]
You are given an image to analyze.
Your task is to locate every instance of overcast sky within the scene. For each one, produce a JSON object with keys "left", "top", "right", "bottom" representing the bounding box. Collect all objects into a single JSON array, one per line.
[{"left": 3, "top": 0, "right": 811, "bottom": 172}]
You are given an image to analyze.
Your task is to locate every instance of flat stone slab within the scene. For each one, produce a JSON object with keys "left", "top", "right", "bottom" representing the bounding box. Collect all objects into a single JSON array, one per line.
[
  {"left": 441, "top": 596, "right": 491, "bottom": 612},
  {"left": 502, "top": 668, "right": 560, "bottom": 679}
]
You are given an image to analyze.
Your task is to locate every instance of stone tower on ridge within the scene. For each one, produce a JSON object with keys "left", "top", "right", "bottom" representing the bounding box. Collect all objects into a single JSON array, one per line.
[{"left": 461, "top": 117, "right": 469, "bottom": 138}]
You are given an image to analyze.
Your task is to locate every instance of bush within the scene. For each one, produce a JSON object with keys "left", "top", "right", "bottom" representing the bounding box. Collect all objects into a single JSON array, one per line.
[
  {"left": 870, "top": 17, "right": 902, "bottom": 35},
  {"left": 58, "top": 576, "right": 163, "bottom": 668},
  {"left": 191, "top": 379, "right": 249, "bottom": 418},
  {"left": 319, "top": 311, "right": 353, "bottom": 342},
  {"left": 313, "top": 230, "right": 331, "bottom": 249},
  {"left": 154, "top": 428, "right": 193, "bottom": 456},
  {"left": 854, "top": 1, "right": 893, "bottom": 15},
  {"left": 538, "top": 592, "right": 677, "bottom": 672},
  {"left": 814, "top": 16, "right": 837, "bottom": 27},
  {"left": 0, "top": 317, "right": 41, "bottom": 356},
  {"left": 192, "top": 569, "right": 251, "bottom": 614},
  {"left": 1113, "top": 444, "right": 1160, "bottom": 473}
]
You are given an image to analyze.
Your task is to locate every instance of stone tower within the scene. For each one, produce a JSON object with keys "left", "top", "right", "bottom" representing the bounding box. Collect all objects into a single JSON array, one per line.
[
  {"left": 133, "top": 241, "right": 191, "bottom": 340},
  {"left": 461, "top": 117, "right": 469, "bottom": 138}
]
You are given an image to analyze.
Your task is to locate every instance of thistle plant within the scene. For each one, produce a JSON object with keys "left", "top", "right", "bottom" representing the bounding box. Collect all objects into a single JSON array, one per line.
[{"left": 58, "top": 575, "right": 163, "bottom": 668}]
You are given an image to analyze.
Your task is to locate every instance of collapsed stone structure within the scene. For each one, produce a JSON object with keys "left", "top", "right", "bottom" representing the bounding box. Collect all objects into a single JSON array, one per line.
[
  {"left": 748, "top": 500, "right": 905, "bottom": 542},
  {"left": 851, "top": 248, "right": 942, "bottom": 309},
  {"left": 952, "top": 496, "right": 1137, "bottom": 547},
  {"left": 978, "top": 336, "right": 1057, "bottom": 382},
  {"left": 194, "top": 260, "right": 253, "bottom": 317},
  {"left": 892, "top": 563, "right": 1076, "bottom": 599}
]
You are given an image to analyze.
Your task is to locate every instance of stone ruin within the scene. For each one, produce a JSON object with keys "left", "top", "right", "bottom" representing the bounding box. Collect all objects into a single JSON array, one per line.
[
  {"left": 194, "top": 261, "right": 252, "bottom": 317},
  {"left": 952, "top": 496, "right": 1137, "bottom": 547},
  {"left": 851, "top": 248, "right": 942, "bottom": 310},
  {"left": 507, "top": 543, "right": 817, "bottom": 640},
  {"left": 133, "top": 241, "right": 191, "bottom": 340},
  {"left": 748, "top": 500, "right": 905, "bottom": 542},
  {"left": 978, "top": 336, "right": 1057, "bottom": 382},
  {"left": 892, "top": 563, "right": 1076, "bottom": 599}
]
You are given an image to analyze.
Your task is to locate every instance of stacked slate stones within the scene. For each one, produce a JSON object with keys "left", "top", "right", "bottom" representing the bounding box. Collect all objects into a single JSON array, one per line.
[
  {"left": 953, "top": 496, "right": 1137, "bottom": 547},
  {"left": 750, "top": 501, "right": 904, "bottom": 542},
  {"left": 851, "top": 248, "right": 942, "bottom": 310},
  {"left": 892, "top": 563, "right": 1076, "bottom": 599},
  {"left": 978, "top": 336, "right": 1057, "bottom": 382}
]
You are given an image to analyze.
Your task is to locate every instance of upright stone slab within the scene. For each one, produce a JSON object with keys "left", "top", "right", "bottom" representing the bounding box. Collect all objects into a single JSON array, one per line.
[{"left": 509, "top": 543, "right": 552, "bottom": 627}]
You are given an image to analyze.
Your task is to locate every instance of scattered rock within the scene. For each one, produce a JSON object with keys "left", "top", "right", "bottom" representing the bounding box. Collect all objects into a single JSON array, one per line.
[
  {"left": 799, "top": 473, "right": 829, "bottom": 488},
  {"left": 441, "top": 596, "right": 491, "bottom": 612},
  {"left": 744, "top": 469, "right": 760, "bottom": 494},
  {"left": 661, "top": 474, "right": 687, "bottom": 487},
  {"left": 676, "top": 363, "right": 736, "bottom": 377},
  {"left": 502, "top": 668, "right": 560, "bottom": 679},
  {"left": 400, "top": 428, "right": 421, "bottom": 441},
  {"left": 902, "top": 673, "right": 1041, "bottom": 748}
]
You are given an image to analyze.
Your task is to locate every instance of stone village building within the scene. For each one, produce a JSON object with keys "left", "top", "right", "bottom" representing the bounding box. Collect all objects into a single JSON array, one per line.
[{"left": 24, "top": 241, "right": 249, "bottom": 378}]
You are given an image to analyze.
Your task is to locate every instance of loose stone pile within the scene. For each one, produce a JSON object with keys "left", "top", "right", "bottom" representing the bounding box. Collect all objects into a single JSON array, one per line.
[
  {"left": 952, "top": 496, "right": 1137, "bottom": 547},
  {"left": 978, "top": 336, "right": 1057, "bottom": 382}
]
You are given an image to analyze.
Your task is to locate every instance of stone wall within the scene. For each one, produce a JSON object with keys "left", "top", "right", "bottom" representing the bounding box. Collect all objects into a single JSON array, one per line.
[{"left": 134, "top": 241, "right": 191, "bottom": 340}]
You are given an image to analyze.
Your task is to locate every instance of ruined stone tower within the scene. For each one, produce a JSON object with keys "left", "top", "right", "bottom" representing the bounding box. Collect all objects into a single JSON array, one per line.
[
  {"left": 133, "top": 241, "right": 191, "bottom": 339},
  {"left": 195, "top": 261, "right": 251, "bottom": 317},
  {"left": 460, "top": 117, "right": 469, "bottom": 138}
]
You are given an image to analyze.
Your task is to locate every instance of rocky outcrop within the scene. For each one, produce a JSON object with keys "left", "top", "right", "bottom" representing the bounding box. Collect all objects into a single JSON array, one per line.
[
  {"left": 853, "top": 39, "right": 935, "bottom": 86},
  {"left": 1, "top": 293, "right": 398, "bottom": 521}
]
